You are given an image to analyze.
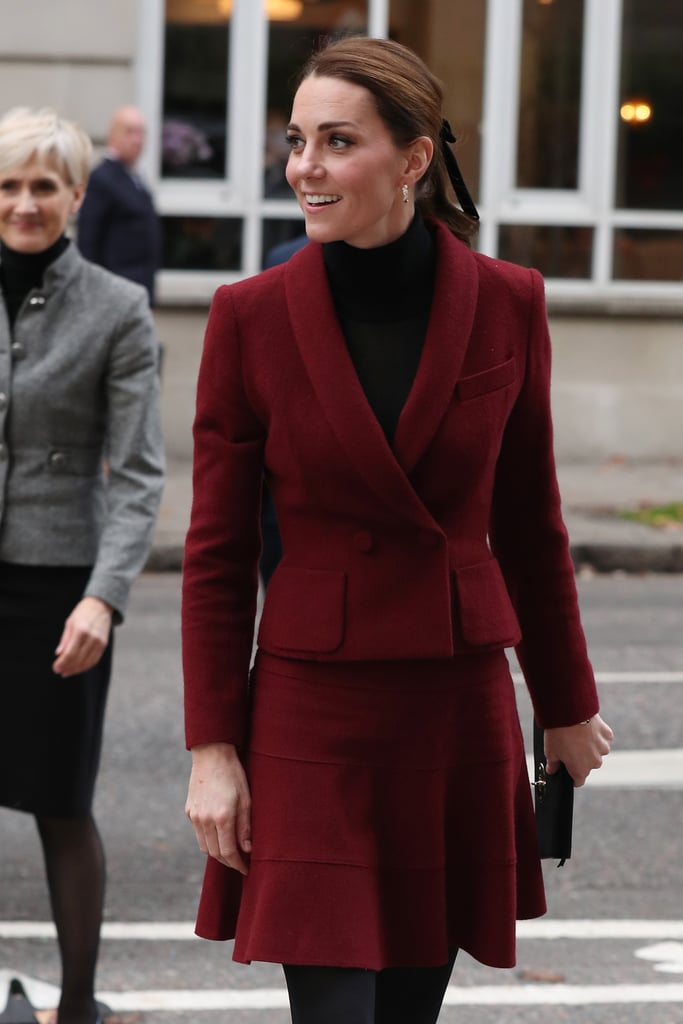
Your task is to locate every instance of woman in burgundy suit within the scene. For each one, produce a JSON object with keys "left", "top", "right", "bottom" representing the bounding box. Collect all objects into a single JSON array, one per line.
[{"left": 182, "top": 36, "right": 613, "bottom": 1024}]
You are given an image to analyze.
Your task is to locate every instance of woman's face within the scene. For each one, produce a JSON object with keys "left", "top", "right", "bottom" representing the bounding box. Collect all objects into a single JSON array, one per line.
[
  {"left": 0, "top": 155, "right": 84, "bottom": 253},
  {"left": 286, "top": 75, "right": 426, "bottom": 249}
]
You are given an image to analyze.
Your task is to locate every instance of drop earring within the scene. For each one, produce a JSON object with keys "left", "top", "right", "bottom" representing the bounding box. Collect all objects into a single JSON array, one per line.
[{"left": 401, "top": 183, "right": 409, "bottom": 204}]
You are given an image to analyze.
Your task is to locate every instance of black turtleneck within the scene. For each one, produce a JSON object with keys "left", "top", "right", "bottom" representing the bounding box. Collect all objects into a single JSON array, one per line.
[
  {"left": 0, "top": 236, "right": 70, "bottom": 327},
  {"left": 323, "top": 212, "right": 435, "bottom": 444}
]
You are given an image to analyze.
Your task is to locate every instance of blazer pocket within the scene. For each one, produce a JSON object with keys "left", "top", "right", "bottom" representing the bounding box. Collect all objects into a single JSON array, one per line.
[
  {"left": 456, "top": 357, "right": 516, "bottom": 400},
  {"left": 257, "top": 566, "right": 346, "bottom": 654},
  {"left": 453, "top": 558, "right": 521, "bottom": 648}
]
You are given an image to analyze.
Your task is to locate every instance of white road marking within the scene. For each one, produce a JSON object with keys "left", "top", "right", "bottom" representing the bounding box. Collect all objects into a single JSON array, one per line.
[
  {"left": 92, "top": 983, "right": 683, "bottom": 1009},
  {"left": 6, "top": 928, "right": 683, "bottom": 1011},
  {"left": 512, "top": 671, "right": 683, "bottom": 685},
  {"left": 635, "top": 942, "right": 683, "bottom": 973},
  {"left": 526, "top": 748, "right": 683, "bottom": 788},
  {"left": 3, "top": 919, "right": 683, "bottom": 942}
]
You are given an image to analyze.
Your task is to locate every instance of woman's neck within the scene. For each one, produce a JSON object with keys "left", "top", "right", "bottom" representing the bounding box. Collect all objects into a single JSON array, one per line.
[
  {"left": 0, "top": 236, "right": 70, "bottom": 325},
  {"left": 322, "top": 212, "right": 435, "bottom": 321}
]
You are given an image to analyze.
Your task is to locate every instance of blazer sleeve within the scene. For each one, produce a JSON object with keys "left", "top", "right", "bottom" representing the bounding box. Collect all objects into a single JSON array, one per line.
[
  {"left": 84, "top": 289, "right": 165, "bottom": 618},
  {"left": 489, "top": 268, "right": 599, "bottom": 729},
  {"left": 182, "top": 286, "right": 266, "bottom": 751},
  {"left": 82, "top": 288, "right": 165, "bottom": 618}
]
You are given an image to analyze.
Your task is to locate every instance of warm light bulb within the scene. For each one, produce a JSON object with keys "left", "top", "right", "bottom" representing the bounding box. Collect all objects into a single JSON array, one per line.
[
  {"left": 217, "top": 0, "right": 303, "bottom": 18},
  {"left": 265, "top": 0, "right": 303, "bottom": 18},
  {"left": 620, "top": 99, "right": 652, "bottom": 124}
]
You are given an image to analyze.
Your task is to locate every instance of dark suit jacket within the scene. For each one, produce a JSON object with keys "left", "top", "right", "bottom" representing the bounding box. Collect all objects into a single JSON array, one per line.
[
  {"left": 182, "top": 219, "right": 598, "bottom": 749},
  {"left": 77, "top": 157, "right": 161, "bottom": 305},
  {"left": 263, "top": 234, "right": 307, "bottom": 269}
]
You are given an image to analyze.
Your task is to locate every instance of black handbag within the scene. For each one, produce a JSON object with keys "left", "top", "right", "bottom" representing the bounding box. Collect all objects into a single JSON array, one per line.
[{"left": 533, "top": 721, "right": 574, "bottom": 866}]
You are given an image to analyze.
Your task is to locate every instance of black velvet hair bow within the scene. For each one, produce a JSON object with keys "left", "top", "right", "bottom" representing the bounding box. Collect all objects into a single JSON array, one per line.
[{"left": 439, "top": 119, "right": 480, "bottom": 222}]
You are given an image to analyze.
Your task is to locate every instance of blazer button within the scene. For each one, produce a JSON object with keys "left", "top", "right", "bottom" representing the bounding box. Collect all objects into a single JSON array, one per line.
[
  {"left": 49, "top": 451, "right": 67, "bottom": 470},
  {"left": 354, "top": 529, "right": 375, "bottom": 553},
  {"left": 418, "top": 531, "right": 441, "bottom": 549},
  {"left": 10, "top": 342, "right": 25, "bottom": 360},
  {"left": 28, "top": 294, "right": 47, "bottom": 308}
]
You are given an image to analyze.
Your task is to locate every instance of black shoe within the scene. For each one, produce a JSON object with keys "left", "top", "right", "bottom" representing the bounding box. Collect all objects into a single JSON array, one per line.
[{"left": 0, "top": 979, "right": 40, "bottom": 1024}]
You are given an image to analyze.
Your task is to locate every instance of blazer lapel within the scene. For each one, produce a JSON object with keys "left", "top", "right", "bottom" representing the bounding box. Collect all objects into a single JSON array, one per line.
[
  {"left": 284, "top": 245, "right": 436, "bottom": 524},
  {"left": 393, "top": 223, "right": 479, "bottom": 474}
]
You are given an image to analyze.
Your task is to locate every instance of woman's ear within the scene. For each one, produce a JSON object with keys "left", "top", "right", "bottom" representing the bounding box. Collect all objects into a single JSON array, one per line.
[
  {"left": 70, "top": 182, "right": 87, "bottom": 216},
  {"left": 405, "top": 136, "right": 434, "bottom": 185}
]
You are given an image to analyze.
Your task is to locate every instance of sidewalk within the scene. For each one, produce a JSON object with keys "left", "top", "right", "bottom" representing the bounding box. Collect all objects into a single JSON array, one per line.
[{"left": 147, "top": 457, "right": 683, "bottom": 573}]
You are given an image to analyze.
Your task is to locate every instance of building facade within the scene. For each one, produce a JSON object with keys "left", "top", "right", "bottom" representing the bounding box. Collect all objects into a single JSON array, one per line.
[{"left": 2, "top": 0, "right": 682, "bottom": 459}]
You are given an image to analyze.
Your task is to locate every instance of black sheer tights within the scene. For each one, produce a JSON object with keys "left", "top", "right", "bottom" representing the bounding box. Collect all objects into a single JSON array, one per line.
[
  {"left": 35, "top": 813, "right": 105, "bottom": 1024},
  {"left": 284, "top": 949, "right": 457, "bottom": 1024}
]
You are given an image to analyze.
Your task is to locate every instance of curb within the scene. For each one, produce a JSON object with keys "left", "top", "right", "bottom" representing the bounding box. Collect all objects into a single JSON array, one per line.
[
  {"left": 144, "top": 541, "right": 683, "bottom": 575},
  {"left": 570, "top": 542, "right": 683, "bottom": 574},
  {"left": 145, "top": 545, "right": 185, "bottom": 572}
]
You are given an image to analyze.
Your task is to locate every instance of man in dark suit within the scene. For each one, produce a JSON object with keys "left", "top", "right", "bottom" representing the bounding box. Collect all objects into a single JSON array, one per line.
[{"left": 77, "top": 106, "right": 161, "bottom": 305}]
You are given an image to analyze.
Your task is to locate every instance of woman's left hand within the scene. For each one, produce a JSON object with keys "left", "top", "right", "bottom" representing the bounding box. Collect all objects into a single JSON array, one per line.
[
  {"left": 53, "top": 596, "right": 114, "bottom": 677},
  {"left": 544, "top": 713, "right": 614, "bottom": 788}
]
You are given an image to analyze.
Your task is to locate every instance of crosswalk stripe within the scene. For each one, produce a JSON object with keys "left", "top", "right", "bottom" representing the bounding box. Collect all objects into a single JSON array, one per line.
[
  {"left": 2, "top": 919, "right": 683, "bottom": 941},
  {"left": 526, "top": 748, "right": 683, "bottom": 788},
  {"left": 87, "top": 983, "right": 683, "bottom": 1010},
  {"left": 512, "top": 671, "right": 683, "bottom": 685}
]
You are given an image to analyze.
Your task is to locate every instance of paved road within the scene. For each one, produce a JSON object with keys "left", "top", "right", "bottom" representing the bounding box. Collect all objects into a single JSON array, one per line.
[{"left": 2, "top": 572, "right": 682, "bottom": 1023}]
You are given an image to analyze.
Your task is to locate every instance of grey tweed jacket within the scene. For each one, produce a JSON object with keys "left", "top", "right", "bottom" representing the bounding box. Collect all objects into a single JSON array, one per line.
[{"left": 0, "top": 243, "right": 165, "bottom": 619}]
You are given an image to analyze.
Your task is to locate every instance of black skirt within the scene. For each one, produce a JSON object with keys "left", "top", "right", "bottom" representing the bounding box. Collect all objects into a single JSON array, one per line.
[{"left": 0, "top": 562, "right": 112, "bottom": 816}]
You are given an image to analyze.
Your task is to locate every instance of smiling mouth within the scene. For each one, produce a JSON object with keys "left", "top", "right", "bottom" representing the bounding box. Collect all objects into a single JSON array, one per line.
[{"left": 304, "top": 193, "right": 342, "bottom": 206}]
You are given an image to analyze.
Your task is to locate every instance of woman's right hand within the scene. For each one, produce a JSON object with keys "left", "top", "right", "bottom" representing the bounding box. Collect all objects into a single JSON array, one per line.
[{"left": 185, "top": 742, "right": 252, "bottom": 874}]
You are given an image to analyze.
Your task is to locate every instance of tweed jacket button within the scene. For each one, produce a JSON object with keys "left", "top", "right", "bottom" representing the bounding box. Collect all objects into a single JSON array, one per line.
[
  {"left": 49, "top": 451, "right": 67, "bottom": 470},
  {"left": 353, "top": 529, "right": 374, "bottom": 553}
]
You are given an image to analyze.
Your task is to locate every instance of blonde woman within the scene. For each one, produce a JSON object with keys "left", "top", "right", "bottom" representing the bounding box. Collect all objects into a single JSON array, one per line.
[{"left": 0, "top": 108, "right": 164, "bottom": 1024}]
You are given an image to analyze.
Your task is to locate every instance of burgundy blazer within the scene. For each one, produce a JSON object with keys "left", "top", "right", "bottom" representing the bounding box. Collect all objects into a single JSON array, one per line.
[{"left": 182, "top": 220, "right": 598, "bottom": 750}]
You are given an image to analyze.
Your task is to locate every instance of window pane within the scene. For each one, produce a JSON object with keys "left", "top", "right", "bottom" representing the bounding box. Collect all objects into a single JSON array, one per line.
[
  {"left": 263, "top": 0, "right": 368, "bottom": 199},
  {"left": 516, "top": 0, "right": 585, "bottom": 190},
  {"left": 499, "top": 225, "right": 593, "bottom": 278},
  {"left": 162, "top": 216, "right": 243, "bottom": 270},
  {"left": 162, "top": 0, "right": 230, "bottom": 179},
  {"left": 616, "top": 0, "right": 683, "bottom": 210},
  {"left": 613, "top": 229, "right": 683, "bottom": 281},
  {"left": 390, "top": 0, "right": 486, "bottom": 202}
]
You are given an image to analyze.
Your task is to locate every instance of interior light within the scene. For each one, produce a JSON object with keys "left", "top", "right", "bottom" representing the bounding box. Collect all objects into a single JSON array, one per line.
[
  {"left": 620, "top": 100, "right": 652, "bottom": 124},
  {"left": 266, "top": 0, "right": 303, "bottom": 18},
  {"left": 217, "top": 0, "right": 303, "bottom": 17}
]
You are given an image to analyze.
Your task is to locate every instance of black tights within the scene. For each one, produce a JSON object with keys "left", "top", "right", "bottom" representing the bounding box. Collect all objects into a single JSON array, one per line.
[
  {"left": 283, "top": 950, "right": 457, "bottom": 1024},
  {"left": 35, "top": 813, "right": 105, "bottom": 1024}
]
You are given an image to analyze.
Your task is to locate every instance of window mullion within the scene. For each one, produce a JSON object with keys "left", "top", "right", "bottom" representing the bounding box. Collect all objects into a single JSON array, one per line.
[
  {"left": 137, "top": 0, "right": 166, "bottom": 190},
  {"left": 479, "top": 0, "right": 523, "bottom": 254},
  {"left": 368, "top": 0, "right": 390, "bottom": 38},
  {"left": 586, "top": 0, "right": 624, "bottom": 288}
]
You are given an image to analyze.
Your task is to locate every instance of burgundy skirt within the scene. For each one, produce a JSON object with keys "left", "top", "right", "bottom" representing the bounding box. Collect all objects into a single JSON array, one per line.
[{"left": 196, "top": 648, "right": 546, "bottom": 970}]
